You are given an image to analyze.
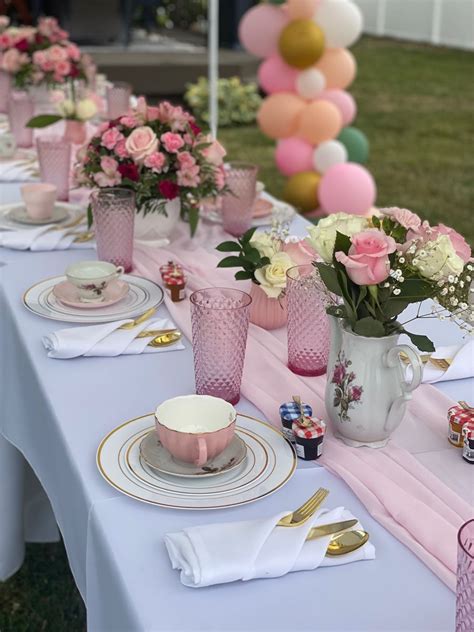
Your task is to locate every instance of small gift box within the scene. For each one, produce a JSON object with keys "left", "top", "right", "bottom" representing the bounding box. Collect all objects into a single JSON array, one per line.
[
  {"left": 279, "top": 401, "right": 312, "bottom": 443},
  {"left": 462, "top": 421, "right": 474, "bottom": 464},
  {"left": 292, "top": 417, "right": 326, "bottom": 461},
  {"left": 448, "top": 401, "right": 474, "bottom": 447}
]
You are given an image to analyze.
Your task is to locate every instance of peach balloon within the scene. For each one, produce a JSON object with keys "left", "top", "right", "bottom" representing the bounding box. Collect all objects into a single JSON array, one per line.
[
  {"left": 297, "top": 100, "right": 342, "bottom": 144},
  {"left": 287, "top": 0, "right": 319, "bottom": 20},
  {"left": 257, "top": 93, "right": 306, "bottom": 139},
  {"left": 316, "top": 48, "right": 357, "bottom": 90}
]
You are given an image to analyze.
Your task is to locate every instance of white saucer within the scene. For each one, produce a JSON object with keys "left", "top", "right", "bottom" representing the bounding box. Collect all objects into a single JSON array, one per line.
[
  {"left": 7, "top": 204, "right": 68, "bottom": 225},
  {"left": 0, "top": 202, "right": 81, "bottom": 231},
  {"left": 139, "top": 431, "right": 247, "bottom": 479}
]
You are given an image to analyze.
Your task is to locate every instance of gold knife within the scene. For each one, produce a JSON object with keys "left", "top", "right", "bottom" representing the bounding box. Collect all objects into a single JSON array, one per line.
[{"left": 306, "top": 519, "right": 358, "bottom": 542}]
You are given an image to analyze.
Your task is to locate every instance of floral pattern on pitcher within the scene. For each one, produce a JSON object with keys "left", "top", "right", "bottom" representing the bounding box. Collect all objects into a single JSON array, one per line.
[{"left": 331, "top": 351, "right": 363, "bottom": 422}]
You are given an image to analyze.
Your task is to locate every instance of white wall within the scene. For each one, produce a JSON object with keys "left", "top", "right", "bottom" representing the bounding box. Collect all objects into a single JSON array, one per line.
[{"left": 353, "top": 0, "right": 474, "bottom": 50}]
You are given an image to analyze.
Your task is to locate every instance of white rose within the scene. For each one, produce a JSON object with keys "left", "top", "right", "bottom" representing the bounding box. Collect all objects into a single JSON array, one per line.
[
  {"left": 57, "top": 98, "right": 75, "bottom": 117},
  {"left": 254, "top": 252, "right": 294, "bottom": 299},
  {"left": 414, "top": 234, "right": 464, "bottom": 280},
  {"left": 76, "top": 98, "right": 98, "bottom": 121},
  {"left": 306, "top": 212, "right": 369, "bottom": 263},
  {"left": 250, "top": 232, "right": 279, "bottom": 260},
  {"left": 125, "top": 126, "right": 158, "bottom": 164}
]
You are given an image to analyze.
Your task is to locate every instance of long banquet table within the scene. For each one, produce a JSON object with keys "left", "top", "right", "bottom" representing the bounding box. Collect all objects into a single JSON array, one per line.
[{"left": 0, "top": 182, "right": 473, "bottom": 631}]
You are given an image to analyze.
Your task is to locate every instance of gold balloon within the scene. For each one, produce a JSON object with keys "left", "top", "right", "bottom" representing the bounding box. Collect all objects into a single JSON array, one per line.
[
  {"left": 278, "top": 19, "right": 325, "bottom": 70},
  {"left": 283, "top": 171, "right": 320, "bottom": 214}
]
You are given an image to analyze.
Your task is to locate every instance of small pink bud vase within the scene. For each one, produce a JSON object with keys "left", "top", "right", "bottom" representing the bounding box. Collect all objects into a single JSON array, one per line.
[
  {"left": 63, "top": 120, "right": 86, "bottom": 145},
  {"left": 325, "top": 316, "right": 423, "bottom": 448},
  {"left": 249, "top": 284, "right": 287, "bottom": 330}
]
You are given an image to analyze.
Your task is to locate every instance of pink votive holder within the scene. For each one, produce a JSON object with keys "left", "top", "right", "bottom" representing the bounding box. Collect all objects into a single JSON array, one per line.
[
  {"left": 21, "top": 183, "right": 57, "bottom": 220},
  {"left": 36, "top": 136, "right": 72, "bottom": 202},
  {"left": 106, "top": 82, "right": 132, "bottom": 120},
  {"left": 8, "top": 91, "right": 34, "bottom": 148},
  {"left": 221, "top": 162, "right": 258, "bottom": 237}
]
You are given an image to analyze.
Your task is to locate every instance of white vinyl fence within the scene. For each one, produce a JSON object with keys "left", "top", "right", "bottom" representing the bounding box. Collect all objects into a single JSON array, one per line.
[{"left": 353, "top": 0, "right": 474, "bottom": 50}]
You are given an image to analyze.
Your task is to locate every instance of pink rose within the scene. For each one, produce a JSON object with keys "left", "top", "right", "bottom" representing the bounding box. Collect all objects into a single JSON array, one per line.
[
  {"left": 101, "top": 127, "right": 124, "bottom": 150},
  {"left": 100, "top": 156, "right": 119, "bottom": 176},
  {"left": 54, "top": 60, "right": 71, "bottom": 76},
  {"left": 125, "top": 126, "right": 158, "bottom": 163},
  {"left": 48, "top": 44, "right": 68, "bottom": 62},
  {"left": 282, "top": 238, "right": 316, "bottom": 266},
  {"left": 144, "top": 151, "right": 166, "bottom": 173},
  {"left": 381, "top": 207, "right": 421, "bottom": 231},
  {"left": 202, "top": 135, "right": 226, "bottom": 166},
  {"left": 114, "top": 139, "right": 129, "bottom": 159},
  {"left": 120, "top": 115, "right": 139, "bottom": 128},
  {"left": 335, "top": 229, "right": 396, "bottom": 286},
  {"left": 1, "top": 48, "right": 28, "bottom": 73},
  {"left": 160, "top": 131, "right": 184, "bottom": 153},
  {"left": 177, "top": 164, "right": 200, "bottom": 188},
  {"left": 177, "top": 151, "right": 196, "bottom": 170}
]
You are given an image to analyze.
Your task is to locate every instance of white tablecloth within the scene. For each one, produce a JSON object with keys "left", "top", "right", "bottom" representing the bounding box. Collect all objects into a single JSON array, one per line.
[{"left": 0, "top": 186, "right": 472, "bottom": 630}]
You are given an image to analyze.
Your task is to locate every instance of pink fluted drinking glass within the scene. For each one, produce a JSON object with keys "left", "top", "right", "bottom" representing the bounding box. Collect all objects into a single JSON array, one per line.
[
  {"left": 0, "top": 70, "right": 11, "bottom": 113},
  {"left": 221, "top": 162, "right": 258, "bottom": 237},
  {"left": 91, "top": 188, "right": 135, "bottom": 272},
  {"left": 456, "top": 519, "right": 474, "bottom": 631},
  {"left": 8, "top": 91, "right": 33, "bottom": 148},
  {"left": 286, "top": 264, "right": 330, "bottom": 376},
  {"left": 36, "top": 137, "right": 72, "bottom": 201},
  {"left": 106, "top": 82, "right": 132, "bottom": 119},
  {"left": 190, "top": 288, "right": 252, "bottom": 405}
]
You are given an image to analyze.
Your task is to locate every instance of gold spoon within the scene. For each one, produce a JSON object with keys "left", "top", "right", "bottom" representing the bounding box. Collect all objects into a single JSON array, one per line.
[
  {"left": 326, "top": 530, "right": 369, "bottom": 557},
  {"left": 147, "top": 331, "right": 182, "bottom": 348},
  {"left": 119, "top": 308, "right": 156, "bottom": 330}
]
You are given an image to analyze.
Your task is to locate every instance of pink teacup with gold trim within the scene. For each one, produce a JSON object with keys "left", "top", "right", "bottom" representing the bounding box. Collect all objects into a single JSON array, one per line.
[{"left": 155, "top": 395, "right": 236, "bottom": 467}]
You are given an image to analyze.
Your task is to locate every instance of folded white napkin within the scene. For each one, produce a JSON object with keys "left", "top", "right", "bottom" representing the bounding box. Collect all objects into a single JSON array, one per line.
[
  {"left": 0, "top": 154, "right": 39, "bottom": 183},
  {"left": 0, "top": 223, "right": 94, "bottom": 251},
  {"left": 165, "top": 506, "right": 375, "bottom": 588},
  {"left": 43, "top": 317, "right": 185, "bottom": 359},
  {"left": 408, "top": 341, "right": 474, "bottom": 383}
]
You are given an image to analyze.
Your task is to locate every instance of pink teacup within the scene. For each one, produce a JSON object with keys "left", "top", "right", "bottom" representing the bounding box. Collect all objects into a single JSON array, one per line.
[
  {"left": 155, "top": 395, "right": 236, "bottom": 467},
  {"left": 21, "top": 183, "right": 57, "bottom": 220}
]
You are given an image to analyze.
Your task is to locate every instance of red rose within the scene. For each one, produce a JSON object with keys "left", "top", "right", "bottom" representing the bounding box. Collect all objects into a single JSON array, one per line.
[
  {"left": 118, "top": 162, "right": 139, "bottom": 182},
  {"left": 69, "top": 64, "right": 80, "bottom": 78},
  {"left": 158, "top": 180, "right": 179, "bottom": 200},
  {"left": 189, "top": 120, "right": 201, "bottom": 136},
  {"left": 15, "top": 38, "right": 29, "bottom": 52}
]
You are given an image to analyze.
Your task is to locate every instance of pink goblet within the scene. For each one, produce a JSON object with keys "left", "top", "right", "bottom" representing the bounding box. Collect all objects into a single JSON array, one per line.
[
  {"left": 190, "top": 288, "right": 252, "bottom": 405},
  {"left": 221, "top": 162, "right": 258, "bottom": 237},
  {"left": 106, "top": 82, "right": 132, "bottom": 119},
  {"left": 8, "top": 91, "right": 34, "bottom": 148},
  {"left": 456, "top": 519, "right": 474, "bottom": 631},
  {"left": 36, "top": 137, "right": 72, "bottom": 202},
  {"left": 286, "top": 264, "right": 330, "bottom": 376}
]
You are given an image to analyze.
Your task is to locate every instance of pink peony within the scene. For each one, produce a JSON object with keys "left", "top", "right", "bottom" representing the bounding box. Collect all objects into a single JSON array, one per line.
[
  {"left": 160, "top": 131, "right": 184, "bottom": 153},
  {"left": 381, "top": 207, "right": 421, "bottom": 231},
  {"left": 335, "top": 229, "right": 396, "bottom": 286},
  {"left": 177, "top": 164, "right": 200, "bottom": 188},
  {"left": 120, "top": 115, "right": 139, "bottom": 128},
  {"left": 101, "top": 127, "right": 124, "bottom": 150},
  {"left": 1, "top": 48, "right": 28, "bottom": 72},
  {"left": 144, "top": 151, "right": 166, "bottom": 173},
  {"left": 114, "top": 139, "right": 129, "bottom": 159},
  {"left": 125, "top": 126, "right": 158, "bottom": 163},
  {"left": 202, "top": 136, "right": 226, "bottom": 166}
]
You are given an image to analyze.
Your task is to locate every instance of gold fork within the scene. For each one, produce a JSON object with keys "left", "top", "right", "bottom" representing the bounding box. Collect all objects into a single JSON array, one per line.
[
  {"left": 119, "top": 308, "right": 157, "bottom": 330},
  {"left": 52, "top": 213, "right": 86, "bottom": 231},
  {"left": 429, "top": 357, "right": 452, "bottom": 371},
  {"left": 277, "top": 488, "right": 329, "bottom": 528}
]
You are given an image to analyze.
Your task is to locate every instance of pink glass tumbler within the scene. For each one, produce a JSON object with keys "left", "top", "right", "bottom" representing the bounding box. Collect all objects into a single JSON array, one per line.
[
  {"left": 286, "top": 264, "right": 330, "bottom": 377},
  {"left": 0, "top": 70, "right": 11, "bottom": 113},
  {"left": 91, "top": 188, "right": 135, "bottom": 272},
  {"left": 8, "top": 91, "right": 33, "bottom": 148},
  {"left": 106, "top": 82, "right": 132, "bottom": 119},
  {"left": 190, "top": 288, "right": 252, "bottom": 405},
  {"left": 456, "top": 519, "right": 474, "bottom": 631},
  {"left": 221, "top": 162, "right": 258, "bottom": 237},
  {"left": 36, "top": 137, "right": 71, "bottom": 201}
]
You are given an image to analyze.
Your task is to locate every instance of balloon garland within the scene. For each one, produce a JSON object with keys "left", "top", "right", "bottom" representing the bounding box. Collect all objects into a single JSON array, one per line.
[{"left": 239, "top": 0, "right": 376, "bottom": 216}]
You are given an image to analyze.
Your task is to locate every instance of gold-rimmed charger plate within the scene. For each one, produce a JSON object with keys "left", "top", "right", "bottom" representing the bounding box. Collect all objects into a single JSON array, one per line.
[{"left": 96, "top": 413, "right": 296, "bottom": 510}]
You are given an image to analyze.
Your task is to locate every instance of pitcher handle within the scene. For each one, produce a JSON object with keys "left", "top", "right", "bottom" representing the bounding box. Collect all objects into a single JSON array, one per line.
[{"left": 385, "top": 344, "right": 423, "bottom": 394}]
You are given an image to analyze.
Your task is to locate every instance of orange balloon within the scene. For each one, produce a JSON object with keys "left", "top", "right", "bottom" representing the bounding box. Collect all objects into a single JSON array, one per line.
[
  {"left": 287, "top": 0, "right": 319, "bottom": 20},
  {"left": 257, "top": 93, "right": 306, "bottom": 139},
  {"left": 297, "top": 100, "right": 342, "bottom": 144},
  {"left": 316, "top": 48, "right": 357, "bottom": 90}
]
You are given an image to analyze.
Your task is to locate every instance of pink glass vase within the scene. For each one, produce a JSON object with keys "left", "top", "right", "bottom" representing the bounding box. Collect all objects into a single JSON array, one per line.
[
  {"left": 456, "top": 519, "right": 474, "bottom": 631},
  {"left": 190, "top": 288, "right": 252, "bottom": 405},
  {"left": 63, "top": 120, "right": 86, "bottom": 145},
  {"left": 0, "top": 70, "right": 11, "bottom": 113},
  {"left": 8, "top": 91, "right": 34, "bottom": 148},
  {"left": 221, "top": 162, "right": 258, "bottom": 237},
  {"left": 249, "top": 284, "right": 287, "bottom": 330},
  {"left": 106, "top": 82, "right": 132, "bottom": 120},
  {"left": 36, "top": 137, "right": 72, "bottom": 201},
  {"left": 286, "top": 264, "right": 330, "bottom": 377},
  {"left": 91, "top": 188, "right": 135, "bottom": 272}
]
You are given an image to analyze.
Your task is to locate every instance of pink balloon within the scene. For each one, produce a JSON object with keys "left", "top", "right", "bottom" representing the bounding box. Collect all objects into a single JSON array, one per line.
[
  {"left": 319, "top": 90, "right": 357, "bottom": 125},
  {"left": 275, "top": 138, "right": 314, "bottom": 176},
  {"left": 258, "top": 55, "right": 298, "bottom": 94},
  {"left": 319, "top": 163, "right": 376, "bottom": 215},
  {"left": 239, "top": 5, "right": 289, "bottom": 59}
]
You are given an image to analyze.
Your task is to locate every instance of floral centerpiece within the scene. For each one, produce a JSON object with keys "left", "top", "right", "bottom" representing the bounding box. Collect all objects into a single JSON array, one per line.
[{"left": 73, "top": 97, "right": 227, "bottom": 235}]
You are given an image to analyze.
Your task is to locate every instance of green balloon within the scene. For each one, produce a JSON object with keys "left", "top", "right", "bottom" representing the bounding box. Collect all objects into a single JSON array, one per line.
[{"left": 338, "top": 127, "right": 369, "bottom": 164}]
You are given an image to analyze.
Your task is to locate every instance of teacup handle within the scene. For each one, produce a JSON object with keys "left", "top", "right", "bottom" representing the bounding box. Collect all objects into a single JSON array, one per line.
[
  {"left": 195, "top": 438, "right": 208, "bottom": 467},
  {"left": 114, "top": 266, "right": 125, "bottom": 278}
]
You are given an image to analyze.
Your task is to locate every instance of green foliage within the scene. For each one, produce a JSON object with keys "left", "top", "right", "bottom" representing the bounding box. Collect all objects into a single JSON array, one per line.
[
  {"left": 26, "top": 114, "right": 63, "bottom": 128},
  {"left": 216, "top": 227, "right": 270, "bottom": 283}
]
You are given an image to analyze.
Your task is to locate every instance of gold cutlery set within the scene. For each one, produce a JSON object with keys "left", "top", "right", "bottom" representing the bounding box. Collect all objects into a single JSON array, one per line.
[
  {"left": 278, "top": 487, "right": 369, "bottom": 556},
  {"left": 118, "top": 308, "right": 182, "bottom": 348},
  {"left": 399, "top": 351, "right": 452, "bottom": 371},
  {"left": 46, "top": 213, "right": 95, "bottom": 244}
]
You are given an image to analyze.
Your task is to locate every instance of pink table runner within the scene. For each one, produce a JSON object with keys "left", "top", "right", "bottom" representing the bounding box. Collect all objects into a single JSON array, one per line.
[{"left": 134, "top": 222, "right": 472, "bottom": 591}]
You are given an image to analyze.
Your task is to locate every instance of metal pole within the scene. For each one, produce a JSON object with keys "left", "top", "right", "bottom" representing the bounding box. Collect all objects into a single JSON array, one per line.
[{"left": 208, "top": 0, "right": 219, "bottom": 138}]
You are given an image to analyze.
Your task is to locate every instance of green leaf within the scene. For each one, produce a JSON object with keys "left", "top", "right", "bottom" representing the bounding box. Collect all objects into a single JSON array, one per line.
[
  {"left": 240, "top": 227, "right": 257, "bottom": 245},
  {"left": 26, "top": 114, "right": 63, "bottom": 128},
  {"left": 216, "top": 241, "right": 241, "bottom": 253},
  {"left": 402, "top": 329, "right": 435, "bottom": 353},
  {"left": 188, "top": 206, "right": 199, "bottom": 237},
  {"left": 353, "top": 317, "right": 386, "bottom": 338},
  {"left": 333, "top": 231, "right": 352, "bottom": 257},
  {"left": 243, "top": 246, "right": 261, "bottom": 264},
  {"left": 389, "top": 279, "right": 435, "bottom": 303},
  {"left": 87, "top": 204, "right": 93, "bottom": 229},
  {"left": 217, "top": 255, "right": 244, "bottom": 268},
  {"left": 382, "top": 299, "right": 411, "bottom": 319},
  {"left": 372, "top": 215, "right": 381, "bottom": 228},
  {"left": 235, "top": 270, "right": 253, "bottom": 281},
  {"left": 314, "top": 262, "right": 343, "bottom": 296}
]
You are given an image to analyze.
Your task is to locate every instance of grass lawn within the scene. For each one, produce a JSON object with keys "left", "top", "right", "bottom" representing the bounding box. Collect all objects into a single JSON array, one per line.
[{"left": 0, "top": 36, "right": 472, "bottom": 632}]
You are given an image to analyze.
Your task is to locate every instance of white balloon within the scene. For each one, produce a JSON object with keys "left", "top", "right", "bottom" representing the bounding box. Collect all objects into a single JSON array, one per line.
[
  {"left": 296, "top": 68, "right": 326, "bottom": 100},
  {"left": 313, "top": 140, "right": 348, "bottom": 173},
  {"left": 314, "top": 0, "right": 363, "bottom": 49}
]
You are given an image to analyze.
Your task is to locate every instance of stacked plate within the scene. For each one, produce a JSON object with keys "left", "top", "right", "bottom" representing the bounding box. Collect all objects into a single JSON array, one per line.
[
  {"left": 0, "top": 202, "right": 82, "bottom": 231},
  {"left": 97, "top": 413, "right": 296, "bottom": 510}
]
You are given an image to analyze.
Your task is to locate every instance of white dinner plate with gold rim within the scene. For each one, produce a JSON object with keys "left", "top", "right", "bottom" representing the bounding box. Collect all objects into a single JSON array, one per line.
[
  {"left": 23, "top": 274, "right": 164, "bottom": 324},
  {"left": 0, "top": 202, "right": 81, "bottom": 231},
  {"left": 97, "top": 413, "right": 296, "bottom": 510}
]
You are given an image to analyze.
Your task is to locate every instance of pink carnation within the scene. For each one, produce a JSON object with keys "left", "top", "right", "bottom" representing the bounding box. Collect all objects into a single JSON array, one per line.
[
  {"left": 120, "top": 115, "right": 139, "bottom": 128},
  {"left": 54, "top": 60, "right": 71, "bottom": 76},
  {"left": 48, "top": 44, "right": 68, "bottom": 62},
  {"left": 161, "top": 131, "right": 185, "bottom": 153},
  {"left": 381, "top": 207, "right": 421, "bottom": 231},
  {"left": 177, "top": 151, "right": 196, "bottom": 170},
  {"left": 114, "top": 139, "right": 129, "bottom": 159},
  {"left": 101, "top": 127, "right": 124, "bottom": 150},
  {"left": 144, "top": 152, "right": 166, "bottom": 173},
  {"left": 100, "top": 156, "right": 119, "bottom": 176},
  {"left": 177, "top": 164, "right": 200, "bottom": 188}
]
